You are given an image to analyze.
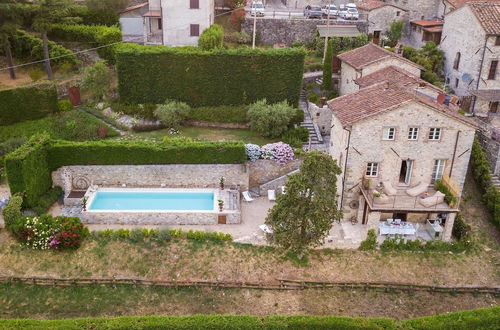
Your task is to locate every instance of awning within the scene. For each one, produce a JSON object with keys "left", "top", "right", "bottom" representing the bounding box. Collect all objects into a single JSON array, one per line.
[
  {"left": 143, "top": 10, "right": 161, "bottom": 17},
  {"left": 423, "top": 27, "right": 443, "bottom": 33},
  {"left": 317, "top": 25, "right": 360, "bottom": 38},
  {"left": 469, "top": 89, "right": 500, "bottom": 102}
]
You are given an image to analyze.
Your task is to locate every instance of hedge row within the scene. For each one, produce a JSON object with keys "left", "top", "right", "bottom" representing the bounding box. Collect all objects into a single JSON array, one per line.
[
  {"left": 4, "top": 135, "right": 52, "bottom": 207},
  {"left": 0, "top": 306, "right": 498, "bottom": 329},
  {"left": 470, "top": 137, "right": 500, "bottom": 228},
  {"left": 115, "top": 44, "right": 305, "bottom": 107},
  {"left": 7, "top": 30, "right": 77, "bottom": 66},
  {"left": 48, "top": 24, "right": 122, "bottom": 62},
  {"left": 5, "top": 135, "right": 246, "bottom": 205},
  {"left": 0, "top": 84, "right": 58, "bottom": 126}
]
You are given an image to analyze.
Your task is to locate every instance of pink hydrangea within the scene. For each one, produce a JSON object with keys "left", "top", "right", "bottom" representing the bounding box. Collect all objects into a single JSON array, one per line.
[{"left": 261, "top": 142, "right": 295, "bottom": 164}]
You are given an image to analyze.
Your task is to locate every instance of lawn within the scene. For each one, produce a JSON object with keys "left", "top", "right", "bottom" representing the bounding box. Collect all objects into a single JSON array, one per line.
[
  {"left": 0, "top": 283, "right": 497, "bottom": 320},
  {"left": 127, "top": 126, "right": 278, "bottom": 145},
  {"left": 0, "top": 110, "right": 119, "bottom": 143}
]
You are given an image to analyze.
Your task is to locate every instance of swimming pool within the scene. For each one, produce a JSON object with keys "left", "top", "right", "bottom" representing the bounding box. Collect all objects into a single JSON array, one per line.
[{"left": 87, "top": 188, "right": 216, "bottom": 212}]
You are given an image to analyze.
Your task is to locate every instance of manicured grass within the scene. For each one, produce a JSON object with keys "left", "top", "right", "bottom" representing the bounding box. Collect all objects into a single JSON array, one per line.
[
  {"left": 0, "top": 110, "right": 118, "bottom": 142},
  {"left": 128, "top": 126, "right": 278, "bottom": 145},
  {"left": 186, "top": 105, "right": 248, "bottom": 123}
]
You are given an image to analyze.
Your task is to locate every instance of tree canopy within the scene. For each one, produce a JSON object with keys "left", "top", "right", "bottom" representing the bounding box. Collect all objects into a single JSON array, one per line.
[{"left": 265, "top": 152, "right": 342, "bottom": 252}]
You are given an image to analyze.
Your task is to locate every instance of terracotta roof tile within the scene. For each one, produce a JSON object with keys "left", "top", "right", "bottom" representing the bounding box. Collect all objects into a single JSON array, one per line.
[
  {"left": 410, "top": 20, "right": 444, "bottom": 27},
  {"left": 446, "top": 0, "right": 500, "bottom": 9},
  {"left": 336, "top": 43, "right": 423, "bottom": 70},
  {"left": 355, "top": 66, "right": 443, "bottom": 93},
  {"left": 327, "top": 82, "right": 478, "bottom": 127},
  {"left": 357, "top": 0, "right": 389, "bottom": 11},
  {"left": 120, "top": 2, "right": 148, "bottom": 14},
  {"left": 468, "top": 2, "right": 500, "bottom": 34}
]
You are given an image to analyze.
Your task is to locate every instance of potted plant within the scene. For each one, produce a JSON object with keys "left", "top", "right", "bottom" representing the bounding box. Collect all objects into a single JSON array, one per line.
[
  {"left": 363, "top": 178, "right": 371, "bottom": 189},
  {"left": 373, "top": 192, "right": 381, "bottom": 198},
  {"left": 219, "top": 177, "right": 225, "bottom": 190},
  {"left": 218, "top": 199, "right": 224, "bottom": 212},
  {"left": 81, "top": 197, "right": 88, "bottom": 211}
]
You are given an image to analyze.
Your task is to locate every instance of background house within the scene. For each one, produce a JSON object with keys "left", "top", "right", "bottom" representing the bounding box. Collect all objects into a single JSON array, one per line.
[
  {"left": 404, "top": 19, "right": 443, "bottom": 49},
  {"left": 336, "top": 43, "right": 423, "bottom": 95},
  {"left": 357, "top": 0, "right": 407, "bottom": 45},
  {"left": 120, "top": 0, "right": 215, "bottom": 46}
]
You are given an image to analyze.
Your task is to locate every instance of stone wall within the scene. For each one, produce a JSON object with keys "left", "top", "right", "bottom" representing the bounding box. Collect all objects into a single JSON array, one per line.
[
  {"left": 248, "top": 159, "right": 303, "bottom": 189},
  {"left": 52, "top": 164, "right": 249, "bottom": 194},
  {"left": 309, "top": 102, "right": 332, "bottom": 135},
  {"left": 477, "top": 129, "right": 500, "bottom": 175},
  {"left": 242, "top": 18, "right": 367, "bottom": 46}
]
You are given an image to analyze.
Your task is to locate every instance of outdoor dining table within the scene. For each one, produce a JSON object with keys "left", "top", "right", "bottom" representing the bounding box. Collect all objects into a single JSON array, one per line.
[{"left": 378, "top": 221, "right": 416, "bottom": 236}]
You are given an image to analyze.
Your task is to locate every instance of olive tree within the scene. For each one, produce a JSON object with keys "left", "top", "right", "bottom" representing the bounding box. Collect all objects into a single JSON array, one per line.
[
  {"left": 81, "top": 60, "right": 113, "bottom": 101},
  {"left": 265, "top": 152, "right": 342, "bottom": 253},
  {"left": 154, "top": 100, "right": 191, "bottom": 129},
  {"left": 247, "top": 99, "right": 296, "bottom": 138}
]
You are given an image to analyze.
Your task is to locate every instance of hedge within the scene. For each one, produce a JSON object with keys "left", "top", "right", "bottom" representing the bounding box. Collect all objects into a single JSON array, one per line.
[
  {"left": 471, "top": 137, "right": 499, "bottom": 228},
  {"left": 5, "top": 136, "right": 246, "bottom": 205},
  {"left": 7, "top": 30, "right": 77, "bottom": 66},
  {"left": 48, "top": 24, "right": 122, "bottom": 62},
  {"left": 115, "top": 44, "right": 305, "bottom": 107},
  {"left": 0, "top": 306, "right": 498, "bottom": 329},
  {"left": 0, "top": 84, "right": 58, "bottom": 126},
  {"left": 4, "top": 135, "right": 52, "bottom": 207}
]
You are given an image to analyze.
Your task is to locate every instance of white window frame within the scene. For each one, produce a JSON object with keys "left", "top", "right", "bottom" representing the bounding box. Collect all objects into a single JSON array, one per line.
[
  {"left": 408, "top": 127, "right": 419, "bottom": 140},
  {"left": 382, "top": 127, "right": 396, "bottom": 140},
  {"left": 365, "top": 162, "right": 379, "bottom": 177},
  {"left": 428, "top": 127, "right": 441, "bottom": 140},
  {"left": 432, "top": 159, "right": 446, "bottom": 182}
]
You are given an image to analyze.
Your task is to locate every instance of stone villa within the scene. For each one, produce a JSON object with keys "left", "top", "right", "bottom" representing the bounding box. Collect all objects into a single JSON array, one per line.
[
  {"left": 327, "top": 81, "right": 477, "bottom": 241},
  {"left": 356, "top": 0, "right": 407, "bottom": 45}
]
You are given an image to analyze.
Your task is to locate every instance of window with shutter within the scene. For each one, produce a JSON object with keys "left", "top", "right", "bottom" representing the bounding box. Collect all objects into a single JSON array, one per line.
[
  {"left": 495, "top": 36, "right": 500, "bottom": 46},
  {"left": 453, "top": 52, "right": 461, "bottom": 70},
  {"left": 190, "top": 0, "right": 199, "bottom": 9},
  {"left": 487, "top": 60, "right": 498, "bottom": 80},
  {"left": 490, "top": 102, "right": 499, "bottom": 113},
  {"left": 190, "top": 24, "right": 200, "bottom": 36}
]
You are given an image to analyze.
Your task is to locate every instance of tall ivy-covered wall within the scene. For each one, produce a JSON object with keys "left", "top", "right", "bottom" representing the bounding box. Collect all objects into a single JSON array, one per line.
[{"left": 115, "top": 44, "right": 305, "bottom": 107}]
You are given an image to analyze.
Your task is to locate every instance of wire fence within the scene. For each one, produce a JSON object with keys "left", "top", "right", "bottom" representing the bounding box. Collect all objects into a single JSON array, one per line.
[{"left": 1, "top": 276, "right": 498, "bottom": 294}]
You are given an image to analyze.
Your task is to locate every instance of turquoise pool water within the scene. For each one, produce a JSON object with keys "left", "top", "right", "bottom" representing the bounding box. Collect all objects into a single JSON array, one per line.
[{"left": 88, "top": 191, "right": 214, "bottom": 211}]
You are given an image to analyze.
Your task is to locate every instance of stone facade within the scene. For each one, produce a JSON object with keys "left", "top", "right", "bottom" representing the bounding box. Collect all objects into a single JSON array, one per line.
[
  {"left": 441, "top": 5, "right": 500, "bottom": 97},
  {"left": 383, "top": 0, "right": 441, "bottom": 20},
  {"left": 309, "top": 103, "right": 332, "bottom": 135},
  {"left": 359, "top": 5, "right": 407, "bottom": 36},
  {"left": 248, "top": 159, "right": 302, "bottom": 189},
  {"left": 242, "top": 18, "right": 368, "bottom": 46},
  {"left": 477, "top": 128, "right": 500, "bottom": 175},
  {"left": 52, "top": 164, "right": 249, "bottom": 194},
  {"left": 339, "top": 57, "right": 422, "bottom": 95},
  {"left": 329, "top": 100, "right": 476, "bottom": 240}
]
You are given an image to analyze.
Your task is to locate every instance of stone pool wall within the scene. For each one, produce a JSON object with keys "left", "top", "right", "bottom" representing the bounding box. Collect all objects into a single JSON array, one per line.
[{"left": 52, "top": 164, "right": 249, "bottom": 194}]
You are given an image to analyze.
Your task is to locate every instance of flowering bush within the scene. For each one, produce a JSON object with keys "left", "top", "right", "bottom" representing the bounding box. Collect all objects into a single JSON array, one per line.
[
  {"left": 261, "top": 142, "right": 295, "bottom": 164},
  {"left": 16, "top": 214, "right": 89, "bottom": 250},
  {"left": 245, "top": 143, "right": 262, "bottom": 162}
]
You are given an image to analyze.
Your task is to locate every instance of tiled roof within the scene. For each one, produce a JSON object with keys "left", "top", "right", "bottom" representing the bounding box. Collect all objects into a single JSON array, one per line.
[
  {"left": 410, "top": 20, "right": 444, "bottom": 27},
  {"left": 354, "top": 66, "right": 442, "bottom": 93},
  {"left": 447, "top": 0, "right": 500, "bottom": 9},
  {"left": 468, "top": 2, "right": 500, "bottom": 34},
  {"left": 469, "top": 89, "right": 500, "bottom": 101},
  {"left": 336, "top": 43, "right": 423, "bottom": 70},
  {"left": 121, "top": 2, "right": 148, "bottom": 14},
  {"left": 357, "top": 0, "right": 390, "bottom": 11},
  {"left": 327, "top": 82, "right": 478, "bottom": 127}
]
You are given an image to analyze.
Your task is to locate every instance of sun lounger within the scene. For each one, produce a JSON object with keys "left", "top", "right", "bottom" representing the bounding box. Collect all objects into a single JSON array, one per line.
[
  {"left": 406, "top": 182, "right": 428, "bottom": 197},
  {"left": 280, "top": 186, "right": 286, "bottom": 194},
  {"left": 268, "top": 190, "right": 276, "bottom": 201},
  {"left": 382, "top": 181, "right": 397, "bottom": 196},
  {"left": 259, "top": 224, "right": 273, "bottom": 234},
  {"left": 419, "top": 191, "right": 445, "bottom": 208},
  {"left": 242, "top": 191, "right": 254, "bottom": 202}
]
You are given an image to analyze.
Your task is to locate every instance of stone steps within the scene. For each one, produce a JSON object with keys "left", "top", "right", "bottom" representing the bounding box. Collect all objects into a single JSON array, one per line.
[
  {"left": 492, "top": 175, "right": 500, "bottom": 190},
  {"left": 299, "top": 89, "right": 322, "bottom": 146}
]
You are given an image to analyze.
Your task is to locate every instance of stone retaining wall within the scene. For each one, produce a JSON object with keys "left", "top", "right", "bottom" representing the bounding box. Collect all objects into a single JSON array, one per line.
[
  {"left": 242, "top": 18, "right": 367, "bottom": 46},
  {"left": 477, "top": 129, "right": 500, "bottom": 175},
  {"left": 248, "top": 159, "right": 302, "bottom": 189},
  {"left": 52, "top": 164, "right": 249, "bottom": 194},
  {"left": 184, "top": 121, "right": 250, "bottom": 129}
]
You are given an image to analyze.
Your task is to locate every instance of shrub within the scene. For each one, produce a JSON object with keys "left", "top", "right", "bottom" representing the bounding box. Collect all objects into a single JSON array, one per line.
[
  {"left": 81, "top": 61, "right": 113, "bottom": 101},
  {"left": 0, "top": 138, "right": 27, "bottom": 156},
  {"left": 115, "top": 44, "right": 305, "bottom": 107},
  {"left": 261, "top": 142, "right": 295, "bottom": 164},
  {"left": 152, "top": 229, "right": 171, "bottom": 243},
  {"left": 154, "top": 100, "right": 192, "bottom": 129},
  {"left": 281, "top": 127, "right": 309, "bottom": 144},
  {"left": 2, "top": 194, "right": 23, "bottom": 229},
  {"left": 245, "top": 143, "right": 262, "bottom": 162},
  {"left": 322, "top": 39, "right": 333, "bottom": 90},
  {"left": 27, "top": 67, "right": 45, "bottom": 81},
  {"left": 452, "top": 213, "right": 469, "bottom": 240},
  {"left": 291, "top": 109, "right": 305, "bottom": 125},
  {"left": 51, "top": 111, "right": 118, "bottom": 141},
  {"left": 225, "top": 31, "right": 251, "bottom": 44},
  {"left": 198, "top": 24, "right": 224, "bottom": 50},
  {"left": 307, "top": 92, "right": 320, "bottom": 105},
  {"left": 0, "top": 84, "right": 58, "bottom": 126},
  {"left": 129, "top": 228, "right": 145, "bottom": 243},
  {"left": 57, "top": 100, "right": 73, "bottom": 112},
  {"left": 14, "top": 214, "right": 89, "bottom": 250},
  {"left": 434, "top": 180, "right": 457, "bottom": 207},
  {"left": 111, "top": 102, "right": 158, "bottom": 120},
  {"left": 247, "top": 99, "right": 297, "bottom": 138},
  {"left": 48, "top": 24, "right": 122, "bottom": 62},
  {"left": 8, "top": 30, "right": 77, "bottom": 66},
  {"left": 31, "top": 186, "right": 63, "bottom": 215},
  {"left": 359, "top": 229, "right": 377, "bottom": 250},
  {"left": 379, "top": 236, "right": 471, "bottom": 253}
]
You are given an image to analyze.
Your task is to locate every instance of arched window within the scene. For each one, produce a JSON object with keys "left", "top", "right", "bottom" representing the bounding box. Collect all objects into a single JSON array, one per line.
[{"left": 453, "top": 52, "right": 461, "bottom": 70}]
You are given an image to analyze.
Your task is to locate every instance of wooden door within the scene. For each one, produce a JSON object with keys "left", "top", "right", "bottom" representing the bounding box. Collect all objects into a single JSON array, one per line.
[
  {"left": 373, "top": 31, "right": 381, "bottom": 45},
  {"left": 218, "top": 215, "right": 227, "bottom": 224}
]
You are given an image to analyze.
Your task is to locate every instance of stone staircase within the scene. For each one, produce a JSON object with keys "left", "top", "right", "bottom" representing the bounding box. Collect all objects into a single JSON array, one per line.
[
  {"left": 299, "top": 90, "right": 322, "bottom": 146},
  {"left": 492, "top": 175, "right": 500, "bottom": 190}
]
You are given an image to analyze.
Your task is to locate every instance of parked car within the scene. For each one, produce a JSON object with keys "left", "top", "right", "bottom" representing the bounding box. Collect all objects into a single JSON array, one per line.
[
  {"left": 322, "top": 4, "right": 338, "bottom": 18},
  {"left": 304, "top": 5, "right": 323, "bottom": 19},
  {"left": 345, "top": 7, "right": 359, "bottom": 20},
  {"left": 338, "top": 6, "right": 348, "bottom": 19},
  {"left": 250, "top": 1, "right": 265, "bottom": 17},
  {"left": 346, "top": 3, "right": 357, "bottom": 9}
]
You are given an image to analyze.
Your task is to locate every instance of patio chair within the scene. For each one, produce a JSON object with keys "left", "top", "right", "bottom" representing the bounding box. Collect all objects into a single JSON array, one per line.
[
  {"left": 242, "top": 191, "right": 254, "bottom": 202},
  {"left": 268, "top": 190, "right": 276, "bottom": 201},
  {"left": 259, "top": 224, "right": 273, "bottom": 234},
  {"left": 382, "top": 181, "right": 397, "bottom": 196},
  {"left": 419, "top": 191, "right": 445, "bottom": 208},
  {"left": 406, "top": 182, "right": 428, "bottom": 197}
]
